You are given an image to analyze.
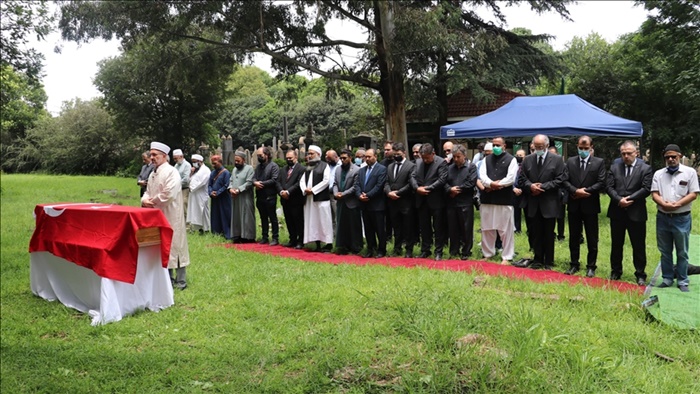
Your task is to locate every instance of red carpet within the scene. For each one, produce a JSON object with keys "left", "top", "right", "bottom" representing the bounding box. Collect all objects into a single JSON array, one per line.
[{"left": 220, "top": 243, "right": 643, "bottom": 294}]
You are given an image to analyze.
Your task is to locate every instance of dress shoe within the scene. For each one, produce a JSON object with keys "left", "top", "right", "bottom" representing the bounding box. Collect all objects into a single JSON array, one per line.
[
  {"left": 512, "top": 258, "right": 531, "bottom": 268},
  {"left": 375, "top": 253, "right": 385, "bottom": 258},
  {"left": 294, "top": 244, "right": 303, "bottom": 250},
  {"left": 258, "top": 239, "right": 269, "bottom": 245},
  {"left": 322, "top": 244, "right": 333, "bottom": 251},
  {"left": 609, "top": 273, "right": 622, "bottom": 280},
  {"left": 543, "top": 265, "right": 554, "bottom": 271},
  {"left": 557, "top": 235, "right": 566, "bottom": 241},
  {"left": 586, "top": 269, "right": 596, "bottom": 278},
  {"left": 657, "top": 282, "right": 671, "bottom": 288},
  {"left": 678, "top": 284, "right": 689, "bottom": 292},
  {"left": 270, "top": 239, "right": 279, "bottom": 246},
  {"left": 283, "top": 242, "right": 295, "bottom": 248},
  {"left": 434, "top": 253, "right": 443, "bottom": 261},
  {"left": 636, "top": 277, "right": 646, "bottom": 286},
  {"left": 405, "top": 251, "right": 413, "bottom": 258},
  {"left": 418, "top": 252, "right": 430, "bottom": 259},
  {"left": 392, "top": 249, "right": 403, "bottom": 257},
  {"left": 362, "top": 251, "right": 375, "bottom": 258},
  {"left": 565, "top": 266, "right": 580, "bottom": 275},
  {"left": 335, "top": 248, "right": 348, "bottom": 255},
  {"left": 527, "top": 261, "right": 544, "bottom": 269},
  {"left": 460, "top": 254, "right": 470, "bottom": 261}
]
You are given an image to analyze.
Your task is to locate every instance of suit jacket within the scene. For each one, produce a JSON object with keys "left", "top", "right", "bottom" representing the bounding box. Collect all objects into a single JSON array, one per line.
[
  {"left": 563, "top": 155, "right": 606, "bottom": 214},
  {"left": 333, "top": 164, "right": 361, "bottom": 209},
  {"left": 443, "top": 160, "right": 477, "bottom": 208},
  {"left": 355, "top": 163, "right": 387, "bottom": 211},
  {"left": 410, "top": 156, "right": 448, "bottom": 209},
  {"left": 253, "top": 161, "right": 280, "bottom": 200},
  {"left": 384, "top": 159, "right": 416, "bottom": 211},
  {"left": 521, "top": 153, "right": 568, "bottom": 219},
  {"left": 606, "top": 160, "right": 652, "bottom": 222},
  {"left": 276, "top": 163, "right": 305, "bottom": 206}
]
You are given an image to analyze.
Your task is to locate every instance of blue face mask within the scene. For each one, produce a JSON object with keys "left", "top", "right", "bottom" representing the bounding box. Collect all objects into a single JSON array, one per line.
[
  {"left": 535, "top": 149, "right": 546, "bottom": 157},
  {"left": 354, "top": 158, "right": 362, "bottom": 166},
  {"left": 578, "top": 149, "right": 590, "bottom": 159},
  {"left": 667, "top": 165, "right": 679, "bottom": 174}
]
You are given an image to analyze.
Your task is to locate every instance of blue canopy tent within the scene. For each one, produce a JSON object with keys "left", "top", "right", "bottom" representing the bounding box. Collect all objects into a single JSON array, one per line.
[{"left": 440, "top": 94, "right": 643, "bottom": 139}]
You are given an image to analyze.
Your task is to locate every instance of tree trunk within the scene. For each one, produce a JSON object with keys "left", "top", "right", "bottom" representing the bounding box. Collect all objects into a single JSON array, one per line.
[{"left": 375, "top": 0, "right": 408, "bottom": 148}]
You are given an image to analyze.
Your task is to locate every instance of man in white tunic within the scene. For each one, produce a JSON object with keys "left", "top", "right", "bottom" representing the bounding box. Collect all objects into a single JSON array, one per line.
[
  {"left": 186, "top": 154, "right": 211, "bottom": 233},
  {"left": 300, "top": 145, "right": 333, "bottom": 250},
  {"left": 172, "top": 149, "right": 191, "bottom": 219},
  {"left": 478, "top": 136, "right": 518, "bottom": 264},
  {"left": 142, "top": 142, "right": 191, "bottom": 290}
]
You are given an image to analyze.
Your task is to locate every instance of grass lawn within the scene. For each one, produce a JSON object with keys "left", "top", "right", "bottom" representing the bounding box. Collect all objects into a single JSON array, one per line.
[{"left": 1, "top": 174, "right": 698, "bottom": 393}]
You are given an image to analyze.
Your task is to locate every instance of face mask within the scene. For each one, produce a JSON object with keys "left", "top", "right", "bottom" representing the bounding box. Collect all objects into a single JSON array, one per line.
[
  {"left": 193, "top": 162, "right": 200, "bottom": 169},
  {"left": 492, "top": 146, "right": 503, "bottom": 156},
  {"left": 354, "top": 158, "right": 362, "bottom": 166},
  {"left": 667, "top": 165, "right": 679, "bottom": 174},
  {"left": 394, "top": 155, "right": 403, "bottom": 162},
  {"left": 257, "top": 155, "right": 265, "bottom": 163},
  {"left": 516, "top": 156, "right": 523, "bottom": 164},
  {"left": 578, "top": 149, "right": 590, "bottom": 159},
  {"left": 235, "top": 163, "right": 244, "bottom": 170},
  {"left": 327, "top": 159, "right": 337, "bottom": 166},
  {"left": 286, "top": 159, "right": 294, "bottom": 167},
  {"left": 535, "top": 149, "right": 546, "bottom": 157}
]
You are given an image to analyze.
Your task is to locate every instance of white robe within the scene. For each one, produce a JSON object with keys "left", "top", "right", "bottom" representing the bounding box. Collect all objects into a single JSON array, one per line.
[
  {"left": 299, "top": 164, "right": 334, "bottom": 244},
  {"left": 187, "top": 164, "right": 211, "bottom": 230},
  {"left": 142, "top": 162, "right": 190, "bottom": 268}
]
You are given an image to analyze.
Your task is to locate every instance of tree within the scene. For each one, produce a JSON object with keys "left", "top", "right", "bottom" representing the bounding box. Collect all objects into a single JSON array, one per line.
[
  {"left": 93, "top": 34, "right": 235, "bottom": 151},
  {"left": 58, "top": 1, "right": 571, "bottom": 148},
  {"left": 0, "top": 0, "right": 53, "bottom": 81}
]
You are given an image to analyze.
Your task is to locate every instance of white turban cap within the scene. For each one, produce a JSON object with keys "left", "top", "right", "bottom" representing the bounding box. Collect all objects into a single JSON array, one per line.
[
  {"left": 308, "top": 145, "right": 322, "bottom": 155},
  {"left": 150, "top": 141, "right": 170, "bottom": 155}
]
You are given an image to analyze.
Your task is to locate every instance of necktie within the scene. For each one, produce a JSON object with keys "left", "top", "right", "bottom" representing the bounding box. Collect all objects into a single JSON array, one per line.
[
  {"left": 626, "top": 165, "right": 631, "bottom": 177},
  {"left": 580, "top": 159, "right": 585, "bottom": 172},
  {"left": 394, "top": 162, "right": 401, "bottom": 178},
  {"left": 537, "top": 156, "right": 543, "bottom": 169},
  {"left": 364, "top": 166, "right": 372, "bottom": 187},
  {"left": 287, "top": 166, "right": 293, "bottom": 178}
]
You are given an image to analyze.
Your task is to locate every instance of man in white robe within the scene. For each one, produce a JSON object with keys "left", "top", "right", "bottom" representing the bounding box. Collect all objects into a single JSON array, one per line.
[
  {"left": 187, "top": 154, "right": 211, "bottom": 233},
  {"left": 478, "top": 137, "right": 518, "bottom": 264},
  {"left": 300, "top": 145, "right": 333, "bottom": 250},
  {"left": 173, "top": 149, "right": 191, "bottom": 219},
  {"left": 142, "top": 141, "right": 191, "bottom": 290}
]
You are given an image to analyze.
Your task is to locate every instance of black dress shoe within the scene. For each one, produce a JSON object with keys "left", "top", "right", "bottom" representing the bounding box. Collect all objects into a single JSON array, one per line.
[
  {"left": 258, "top": 239, "right": 269, "bottom": 245},
  {"left": 527, "top": 260, "right": 544, "bottom": 269},
  {"left": 434, "top": 253, "right": 443, "bottom": 261},
  {"left": 294, "top": 244, "right": 303, "bottom": 250},
  {"left": 586, "top": 269, "right": 595, "bottom": 278},
  {"left": 405, "top": 251, "right": 413, "bottom": 258},
  {"left": 375, "top": 253, "right": 385, "bottom": 258},
  {"left": 460, "top": 254, "right": 470, "bottom": 261},
  {"left": 270, "top": 239, "right": 279, "bottom": 246},
  {"left": 283, "top": 242, "right": 295, "bottom": 248},
  {"left": 637, "top": 277, "right": 646, "bottom": 286},
  {"left": 609, "top": 273, "right": 622, "bottom": 280},
  {"left": 512, "top": 258, "right": 531, "bottom": 268},
  {"left": 565, "top": 266, "right": 580, "bottom": 275},
  {"left": 362, "top": 251, "right": 375, "bottom": 258},
  {"left": 543, "top": 265, "right": 554, "bottom": 270},
  {"left": 418, "top": 252, "right": 430, "bottom": 259}
]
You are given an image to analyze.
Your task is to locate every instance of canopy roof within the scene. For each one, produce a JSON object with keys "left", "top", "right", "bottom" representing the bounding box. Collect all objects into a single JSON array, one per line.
[{"left": 440, "top": 94, "right": 643, "bottom": 140}]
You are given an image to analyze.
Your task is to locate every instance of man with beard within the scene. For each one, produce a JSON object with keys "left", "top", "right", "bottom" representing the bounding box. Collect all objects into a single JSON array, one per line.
[
  {"left": 325, "top": 149, "right": 340, "bottom": 247},
  {"left": 384, "top": 142, "right": 416, "bottom": 258},
  {"left": 187, "top": 154, "right": 211, "bottom": 234},
  {"left": 300, "top": 145, "right": 334, "bottom": 250},
  {"left": 229, "top": 151, "right": 256, "bottom": 243},
  {"left": 355, "top": 148, "right": 388, "bottom": 258},
  {"left": 445, "top": 144, "right": 477, "bottom": 260},
  {"left": 137, "top": 151, "right": 154, "bottom": 197},
  {"left": 278, "top": 150, "right": 305, "bottom": 249},
  {"left": 253, "top": 147, "right": 280, "bottom": 245},
  {"left": 208, "top": 155, "right": 232, "bottom": 239},
  {"left": 411, "top": 143, "right": 448, "bottom": 261},
  {"left": 142, "top": 142, "right": 190, "bottom": 290},
  {"left": 172, "top": 149, "right": 191, "bottom": 219},
  {"left": 333, "top": 149, "right": 363, "bottom": 255}
]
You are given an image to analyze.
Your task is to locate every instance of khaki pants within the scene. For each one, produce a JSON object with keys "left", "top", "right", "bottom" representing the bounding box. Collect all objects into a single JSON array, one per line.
[{"left": 181, "top": 188, "right": 190, "bottom": 220}]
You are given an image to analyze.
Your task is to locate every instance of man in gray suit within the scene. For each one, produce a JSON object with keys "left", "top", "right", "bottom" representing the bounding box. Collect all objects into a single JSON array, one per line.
[
  {"left": 520, "top": 134, "right": 568, "bottom": 270},
  {"left": 411, "top": 143, "right": 448, "bottom": 261},
  {"left": 332, "top": 149, "right": 363, "bottom": 255},
  {"left": 384, "top": 142, "right": 417, "bottom": 258}
]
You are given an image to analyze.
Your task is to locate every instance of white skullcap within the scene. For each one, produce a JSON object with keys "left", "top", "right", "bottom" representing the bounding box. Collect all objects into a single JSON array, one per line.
[
  {"left": 484, "top": 143, "right": 493, "bottom": 151},
  {"left": 308, "top": 145, "right": 322, "bottom": 155},
  {"left": 191, "top": 154, "right": 203, "bottom": 162},
  {"left": 150, "top": 141, "right": 170, "bottom": 155},
  {"left": 172, "top": 149, "right": 183, "bottom": 157}
]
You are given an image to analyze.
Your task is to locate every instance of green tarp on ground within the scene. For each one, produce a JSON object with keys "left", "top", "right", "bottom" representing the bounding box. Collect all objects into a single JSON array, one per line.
[{"left": 644, "top": 234, "right": 700, "bottom": 330}]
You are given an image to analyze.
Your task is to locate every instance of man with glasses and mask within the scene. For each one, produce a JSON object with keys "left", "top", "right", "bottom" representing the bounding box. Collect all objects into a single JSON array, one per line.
[
  {"left": 333, "top": 149, "right": 363, "bottom": 255},
  {"left": 606, "top": 140, "right": 652, "bottom": 284},
  {"left": 384, "top": 142, "right": 417, "bottom": 257},
  {"left": 651, "top": 144, "right": 699, "bottom": 292},
  {"left": 278, "top": 150, "right": 306, "bottom": 249},
  {"left": 253, "top": 147, "right": 280, "bottom": 246}
]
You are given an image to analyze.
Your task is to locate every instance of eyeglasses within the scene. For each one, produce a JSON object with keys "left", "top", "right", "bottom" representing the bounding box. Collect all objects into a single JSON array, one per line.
[
  {"left": 664, "top": 155, "right": 679, "bottom": 160},
  {"left": 340, "top": 156, "right": 349, "bottom": 161},
  {"left": 444, "top": 149, "right": 451, "bottom": 153}
]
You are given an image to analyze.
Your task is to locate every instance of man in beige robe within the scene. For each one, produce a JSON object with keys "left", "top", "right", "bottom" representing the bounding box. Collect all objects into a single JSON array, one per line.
[{"left": 142, "top": 141, "right": 191, "bottom": 290}]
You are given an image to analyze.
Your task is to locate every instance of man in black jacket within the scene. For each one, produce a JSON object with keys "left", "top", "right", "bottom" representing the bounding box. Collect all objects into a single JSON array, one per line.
[
  {"left": 444, "top": 144, "right": 477, "bottom": 260},
  {"left": 277, "top": 150, "right": 305, "bottom": 249},
  {"left": 562, "top": 136, "right": 607, "bottom": 278},
  {"left": 384, "top": 142, "right": 416, "bottom": 257},
  {"left": 411, "top": 143, "right": 448, "bottom": 261},
  {"left": 253, "top": 147, "right": 280, "bottom": 245}
]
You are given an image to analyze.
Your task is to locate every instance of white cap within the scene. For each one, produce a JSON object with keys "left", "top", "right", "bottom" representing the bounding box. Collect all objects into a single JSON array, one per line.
[
  {"left": 191, "top": 154, "right": 203, "bottom": 162},
  {"left": 308, "top": 145, "right": 322, "bottom": 155},
  {"left": 484, "top": 143, "right": 493, "bottom": 151},
  {"left": 150, "top": 141, "right": 170, "bottom": 155},
  {"left": 172, "top": 149, "right": 183, "bottom": 157}
]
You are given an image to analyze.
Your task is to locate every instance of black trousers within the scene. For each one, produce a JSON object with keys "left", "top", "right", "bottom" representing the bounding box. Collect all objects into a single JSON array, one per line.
[
  {"left": 556, "top": 204, "right": 566, "bottom": 238},
  {"left": 446, "top": 205, "right": 474, "bottom": 256},
  {"left": 568, "top": 210, "right": 599, "bottom": 269},
  {"left": 418, "top": 204, "right": 446, "bottom": 255},
  {"left": 335, "top": 203, "right": 363, "bottom": 253},
  {"left": 257, "top": 197, "right": 279, "bottom": 241},
  {"left": 362, "top": 209, "right": 386, "bottom": 254},
  {"left": 530, "top": 207, "right": 556, "bottom": 266},
  {"left": 389, "top": 204, "right": 415, "bottom": 252},
  {"left": 282, "top": 203, "right": 304, "bottom": 245},
  {"left": 610, "top": 216, "right": 647, "bottom": 279}
]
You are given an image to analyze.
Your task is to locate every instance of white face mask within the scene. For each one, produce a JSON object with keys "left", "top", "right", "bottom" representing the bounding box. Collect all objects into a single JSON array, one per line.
[
  {"left": 193, "top": 162, "right": 201, "bottom": 168},
  {"left": 535, "top": 149, "right": 546, "bottom": 157}
]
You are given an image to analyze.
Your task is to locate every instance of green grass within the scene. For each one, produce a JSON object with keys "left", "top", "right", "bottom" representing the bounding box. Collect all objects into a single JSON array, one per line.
[{"left": 1, "top": 174, "right": 699, "bottom": 393}]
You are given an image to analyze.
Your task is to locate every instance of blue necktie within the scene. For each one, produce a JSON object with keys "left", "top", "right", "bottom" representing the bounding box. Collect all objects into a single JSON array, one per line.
[{"left": 364, "top": 166, "right": 372, "bottom": 187}]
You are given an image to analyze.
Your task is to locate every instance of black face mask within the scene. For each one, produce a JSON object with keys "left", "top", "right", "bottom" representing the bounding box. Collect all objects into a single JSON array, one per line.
[
  {"left": 235, "top": 163, "right": 244, "bottom": 170},
  {"left": 257, "top": 155, "right": 265, "bottom": 163},
  {"left": 327, "top": 159, "right": 337, "bottom": 166},
  {"left": 286, "top": 159, "right": 294, "bottom": 167},
  {"left": 394, "top": 155, "right": 403, "bottom": 162},
  {"left": 516, "top": 156, "right": 523, "bottom": 164}
]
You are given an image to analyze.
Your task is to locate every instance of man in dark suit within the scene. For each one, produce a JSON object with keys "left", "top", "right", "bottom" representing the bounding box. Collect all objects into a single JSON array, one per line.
[
  {"left": 277, "top": 150, "right": 305, "bottom": 249},
  {"left": 253, "top": 146, "right": 280, "bottom": 245},
  {"left": 411, "top": 143, "right": 448, "bottom": 261},
  {"left": 355, "top": 148, "right": 388, "bottom": 258},
  {"left": 333, "top": 149, "right": 363, "bottom": 255},
  {"left": 520, "top": 134, "right": 568, "bottom": 270},
  {"left": 562, "top": 136, "right": 607, "bottom": 277},
  {"left": 384, "top": 142, "right": 416, "bottom": 257},
  {"left": 444, "top": 144, "right": 477, "bottom": 260},
  {"left": 607, "top": 140, "right": 652, "bottom": 284}
]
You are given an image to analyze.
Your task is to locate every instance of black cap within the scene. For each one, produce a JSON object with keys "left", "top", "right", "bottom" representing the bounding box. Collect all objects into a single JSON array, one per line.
[{"left": 663, "top": 144, "right": 681, "bottom": 154}]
